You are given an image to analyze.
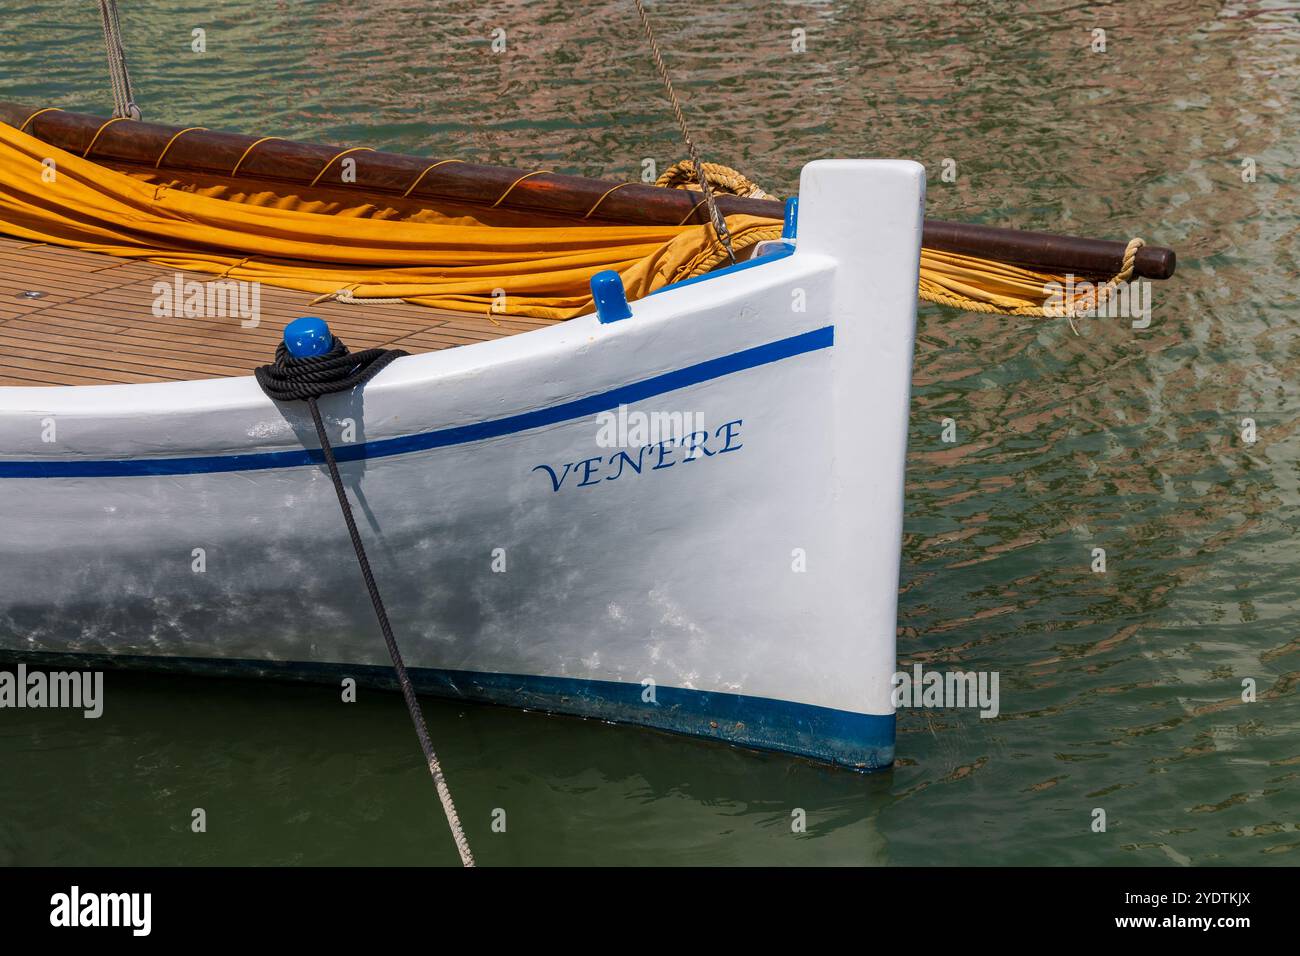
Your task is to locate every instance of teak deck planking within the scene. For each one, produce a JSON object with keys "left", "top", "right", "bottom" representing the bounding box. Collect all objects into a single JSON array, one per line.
[{"left": 0, "top": 237, "right": 548, "bottom": 387}]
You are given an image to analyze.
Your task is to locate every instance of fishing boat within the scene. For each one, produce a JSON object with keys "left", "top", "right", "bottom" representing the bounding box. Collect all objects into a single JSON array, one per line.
[{"left": 0, "top": 97, "right": 1174, "bottom": 771}]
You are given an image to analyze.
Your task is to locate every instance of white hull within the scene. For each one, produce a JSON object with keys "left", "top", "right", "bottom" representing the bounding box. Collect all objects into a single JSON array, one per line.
[{"left": 0, "top": 161, "right": 924, "bottom": 769}]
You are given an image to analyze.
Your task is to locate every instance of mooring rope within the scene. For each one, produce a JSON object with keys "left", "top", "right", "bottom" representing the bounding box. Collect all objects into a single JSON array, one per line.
[
  {"left": 255, "top": 336, "right": 476, "bottom": 867},
  {"left": 633, "top": 0, "right": 737, "bottom": 263},
  {"left": 96, "top": 1, "right": 140, "bottom": 120}
]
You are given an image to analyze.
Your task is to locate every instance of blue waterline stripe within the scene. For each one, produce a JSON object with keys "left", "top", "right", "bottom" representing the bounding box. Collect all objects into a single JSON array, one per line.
[
  {"left": 0, "top": 649, "right": 895, "bottom": 770},
  {"left": 1, "top": 325, "right": 834, "bottom": 479}
]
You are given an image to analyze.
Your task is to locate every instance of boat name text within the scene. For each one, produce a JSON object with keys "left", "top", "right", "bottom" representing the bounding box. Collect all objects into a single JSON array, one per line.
[{"left": 533, "top": 419, "right": 743, "bottom": 492}]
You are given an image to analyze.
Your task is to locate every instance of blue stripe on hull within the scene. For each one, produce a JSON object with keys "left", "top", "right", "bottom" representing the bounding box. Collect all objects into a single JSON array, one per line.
[
  {"left": 0, "top": 325, "right": 834, "bottom": 479},
  {"left": 0, "top": 650, "right": 894, "bottom": 771}
]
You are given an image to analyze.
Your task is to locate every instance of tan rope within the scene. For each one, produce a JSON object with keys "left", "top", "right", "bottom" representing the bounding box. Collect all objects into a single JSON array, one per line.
[
  {"left": 657, "top": 160, "right": 775, "bottom": 200},
  {"left": 917, "top": 286, "right": 1052, "bottom": 316},
  {"left": 154, "top": 127, "right": 208, "bottom": 167},
  {"left": 230, "top": 136, "right": 283, "bottom": 177},
  {"left": 311, "top": 286, "right": 408, "bottom": 306},
  {"left": 18, "top": 107, "right": 62, "bottom": 133},
  {"left": 402, "top": 159, "right": 464, "bottom": 198},
  {"left": 583, "top": 181, "right": 635, "bottom": 219},
  {"left": 309, "top": 146, "right": 375, "bottom": 187},
  {"left": 491, "top": 170, "right": 552, "bottom": 208},
  {"left": 81, "top": 116, "right": 130, "bottom": 157},
  {"left": 216, "top": 256, "right": 253, "bottom": 280},
  {"left": 683, "top": 224, "right": 783, "bottom": 278},
  {"left": 1063, "top": 237, "right": 1145, "bottom": 314},
  {"left": 676, "top": 197, "right": 710, "bottom": 226}
]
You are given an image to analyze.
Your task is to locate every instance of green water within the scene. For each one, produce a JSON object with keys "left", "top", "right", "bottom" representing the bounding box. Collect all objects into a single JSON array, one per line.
[{"left": 2, "top": 0, "right": 1298, "bottom": 866}]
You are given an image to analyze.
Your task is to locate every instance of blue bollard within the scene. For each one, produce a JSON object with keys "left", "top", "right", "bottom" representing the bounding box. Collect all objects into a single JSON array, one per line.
[
  {"left": 283, "top": 316, "right": 333, "bottom": 357},
  {"left": 591, "top": 270, "right": 632, "bottom": 324}
]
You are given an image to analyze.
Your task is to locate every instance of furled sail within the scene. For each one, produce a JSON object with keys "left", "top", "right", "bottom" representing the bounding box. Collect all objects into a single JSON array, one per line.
[{"left": 0, "top": 110, "right": 1167, "bottom": 321}]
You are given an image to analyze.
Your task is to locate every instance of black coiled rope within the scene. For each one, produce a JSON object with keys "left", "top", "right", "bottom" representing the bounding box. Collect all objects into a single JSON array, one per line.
[
  {"left": 254, "top": 337, "right": 406, "bottom": 402},
  {"left": 256, "top": 336, "right": 475, "bottom": 867}
]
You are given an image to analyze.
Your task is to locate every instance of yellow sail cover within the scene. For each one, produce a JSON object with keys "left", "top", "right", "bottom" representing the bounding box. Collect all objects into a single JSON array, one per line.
[
  {"left": 0, "top": 119, "right": 1072, "bottom": 319},
  {"left": 0, "top": 121, "right": 787, "bottom": 320}
]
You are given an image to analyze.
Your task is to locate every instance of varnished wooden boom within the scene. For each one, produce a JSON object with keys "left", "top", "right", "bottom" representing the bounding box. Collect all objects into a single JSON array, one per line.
[{"left": 0, "top": 103, "right": 1175, "bottom": 280}]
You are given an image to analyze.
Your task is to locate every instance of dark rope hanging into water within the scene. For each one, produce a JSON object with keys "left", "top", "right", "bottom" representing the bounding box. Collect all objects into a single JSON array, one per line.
[{"left": 256, "top": 336, "right": 475, "bottom": 867}]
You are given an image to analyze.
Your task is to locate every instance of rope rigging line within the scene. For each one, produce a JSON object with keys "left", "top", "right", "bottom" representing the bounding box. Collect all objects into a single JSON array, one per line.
[
  {"left": 633, "top": 0, "right": 737, "bottom": 264},
  {"left": 655, "top": 159, "right": 775, "bottom": 200},
  {"left": 255, "top": 335, "right": 475, "bottom": 868},
  {"left": 97, "top": 0, "right": 140, "bottom": 121}
]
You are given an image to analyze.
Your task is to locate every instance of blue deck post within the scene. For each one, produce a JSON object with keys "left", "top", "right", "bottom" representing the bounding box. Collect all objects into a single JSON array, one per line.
[
  {"left": 591, "top": 271, "right": 632, "bottom": 324},
  {"left": 782, "top": 196, "right": 799, "bottom": 241},
  {"left": 283, "top": 316, "right": 333, "bottom": 357}
]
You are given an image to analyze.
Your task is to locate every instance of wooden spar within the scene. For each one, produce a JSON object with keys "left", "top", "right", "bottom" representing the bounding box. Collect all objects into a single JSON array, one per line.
[{"left": 0, "top": 103, "right": 1175, "bottom": 280}]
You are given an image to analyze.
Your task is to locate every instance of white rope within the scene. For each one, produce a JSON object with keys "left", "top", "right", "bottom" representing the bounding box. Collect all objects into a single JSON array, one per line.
[
  {"left": 97, "top": 0, "right": 140, "bottom": 120},
  {"left": 427, "top": 751, "right": 475, "bottom": 867},
  {"left": 325, "top": 290, "right": 409, "bottom": 305}
]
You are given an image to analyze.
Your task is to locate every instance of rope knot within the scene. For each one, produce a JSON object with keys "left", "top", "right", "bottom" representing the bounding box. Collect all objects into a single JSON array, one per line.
[
  {"left": 254, "top": 336, "right": 407, "bottom": 403},
  {"left": 656, "top": 159, "right": 775, "bottom": 200}
]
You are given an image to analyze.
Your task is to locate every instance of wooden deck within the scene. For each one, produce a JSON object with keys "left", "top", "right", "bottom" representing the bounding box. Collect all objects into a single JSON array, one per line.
[{"left": 0, "top": 236, "right": 549, "bottom": 387}]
